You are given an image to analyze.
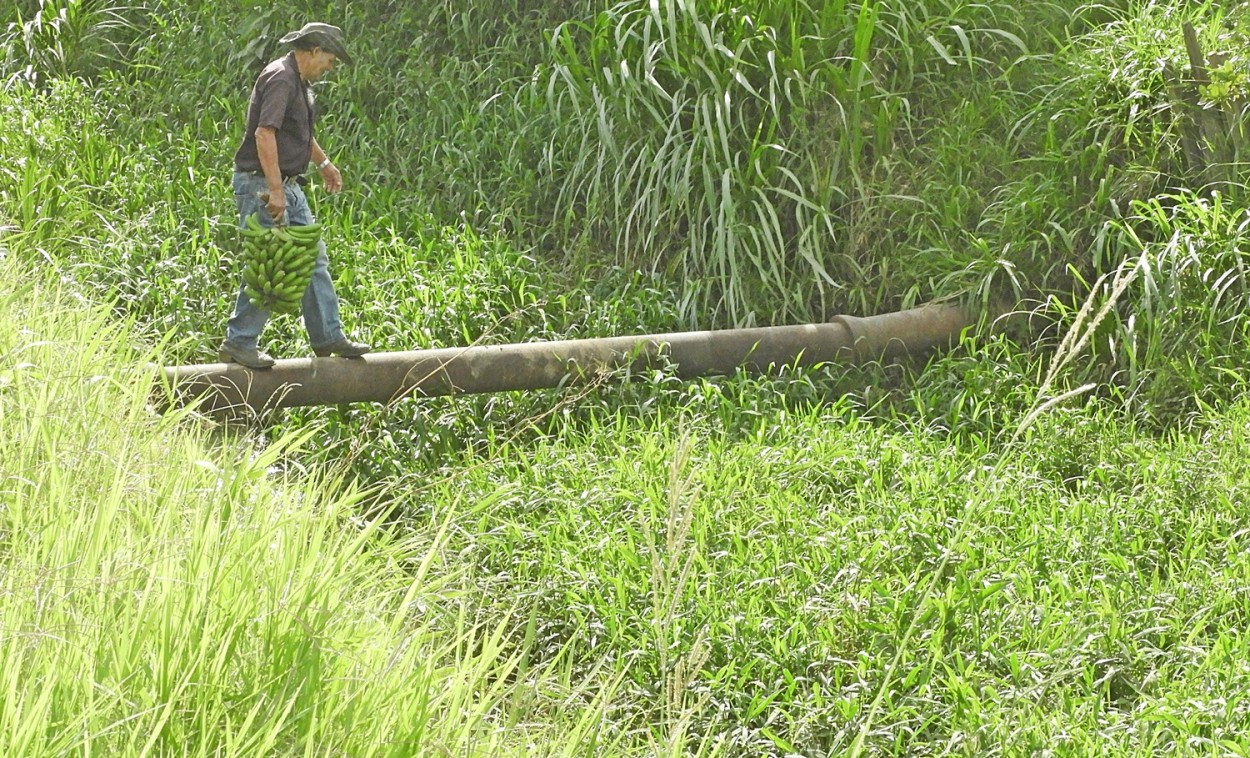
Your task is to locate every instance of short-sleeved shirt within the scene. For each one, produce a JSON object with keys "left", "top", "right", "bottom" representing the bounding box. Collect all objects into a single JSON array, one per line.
[{"left": 232, "top": 53, "right": 317, "bottom": 177}]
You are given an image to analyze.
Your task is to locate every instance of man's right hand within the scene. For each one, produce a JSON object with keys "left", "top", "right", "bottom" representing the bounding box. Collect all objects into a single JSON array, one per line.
[{"left": 260, "top": 189, "right": 287, "bottom": 224}]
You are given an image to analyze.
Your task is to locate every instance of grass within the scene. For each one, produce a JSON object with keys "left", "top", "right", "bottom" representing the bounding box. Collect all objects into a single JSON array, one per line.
[
  {"left": 406, "top": 388, "right": 1250, "bottom": 754},
  {"left": 8, "top": 0, "right": 1250, "bottom": 754},
  {"left": 534, "top": 0, "right": 1058, "bottom": 323},
  {"left": 0, "top": 255, "right": 631, "bottom": 755},
  {"left": 10, "top": 246, "right": 1250, "bottom": 753},
  {"left": 1, "top": 0, "right": 1106, "bottom": 326}
]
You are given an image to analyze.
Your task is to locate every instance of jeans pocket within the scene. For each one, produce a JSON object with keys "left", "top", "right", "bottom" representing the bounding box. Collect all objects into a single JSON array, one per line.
[
  {"left": 234, "top": 193, "right": 258, "bottom": 224},
  {"left": 284, "top": 185, "right": 314, "bottom": 226}
]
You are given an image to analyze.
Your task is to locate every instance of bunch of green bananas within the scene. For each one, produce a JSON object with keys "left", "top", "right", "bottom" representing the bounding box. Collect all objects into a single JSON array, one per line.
[{"left": 238, "top": 212, "right": 321, "bottom": 314}]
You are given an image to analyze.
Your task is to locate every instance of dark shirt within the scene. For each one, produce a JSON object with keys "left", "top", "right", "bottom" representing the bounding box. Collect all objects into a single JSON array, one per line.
[{"left": 233, "top": 53, "right": 317, "bottom": 177}]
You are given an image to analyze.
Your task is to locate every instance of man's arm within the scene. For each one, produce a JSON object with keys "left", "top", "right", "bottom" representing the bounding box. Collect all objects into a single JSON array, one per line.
[
  {"left": 255, "top": 126, "right": 287, "bottom": 222},
  {"left": 310, "top": 137, "right": 343, "bottom": 194}
]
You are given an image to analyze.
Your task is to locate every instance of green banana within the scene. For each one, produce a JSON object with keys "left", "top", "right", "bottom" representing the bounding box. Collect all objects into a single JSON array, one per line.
[
  {"left": 282, "top": 227, "right": 316, "bottom": 242},
  {"left": 236, "top": 211, "right": 323, "bottom": 316},
  {"left": 240, "top": 212, "right": 268, "bottom": 238}
]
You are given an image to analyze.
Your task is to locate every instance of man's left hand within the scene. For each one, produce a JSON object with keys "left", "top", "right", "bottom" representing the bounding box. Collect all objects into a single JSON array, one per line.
[{"left": 319, "top": 162, "right": 343, "bottom": 194}]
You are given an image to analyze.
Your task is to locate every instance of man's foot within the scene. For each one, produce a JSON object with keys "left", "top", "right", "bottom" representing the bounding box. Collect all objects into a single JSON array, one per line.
[
  {"left": 218, "top": 340, "right": 277, "bottom": 369},
  {"left": 313, "top": 338, "right": 371, "bottom": 358}
]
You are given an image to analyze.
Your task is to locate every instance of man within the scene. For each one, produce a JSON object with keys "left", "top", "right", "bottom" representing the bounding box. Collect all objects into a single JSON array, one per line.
[{"left": 218, "top": 21, "right": 370, "bottom": 369}]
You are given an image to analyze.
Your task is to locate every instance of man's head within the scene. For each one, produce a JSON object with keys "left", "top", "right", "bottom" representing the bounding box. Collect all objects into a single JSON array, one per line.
[{"left": 280, "top": 22, "right": 352, "bottom": 80}]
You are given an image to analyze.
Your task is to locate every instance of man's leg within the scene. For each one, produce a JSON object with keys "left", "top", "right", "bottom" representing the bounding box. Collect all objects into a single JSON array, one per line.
[
  {"left": 301, "top": 237, "right": 347, "bottom": 348},
  {"left": 285, "top": 185, "right": 368, "bottom": 357},
  {"left": 220, "top": 172, "right": 276, "bottom": 367},
  {"left": 224, "top": 284, "right": 270, "bottom": 351}
]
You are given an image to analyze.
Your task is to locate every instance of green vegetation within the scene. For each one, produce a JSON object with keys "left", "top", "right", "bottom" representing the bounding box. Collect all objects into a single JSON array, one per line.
[
  {"left": 0, "top": 261, "right": 624, "bottom": 755},
  {"left": 6, "top": 0, "right": 1250, "bottom": 753}
]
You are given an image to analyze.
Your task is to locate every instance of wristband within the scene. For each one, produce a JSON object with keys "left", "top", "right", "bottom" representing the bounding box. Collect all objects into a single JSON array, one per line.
[{"left": 315, "top": 158, "right": 332, "bottom": 170}]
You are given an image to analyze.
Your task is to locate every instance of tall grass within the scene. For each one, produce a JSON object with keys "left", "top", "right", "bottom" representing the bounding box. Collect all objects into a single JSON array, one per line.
[
  {"left": 11, "top": 231, "right": 1250, "bottom": 752},
  {"left": 988, "top": 1, "right": 1250, "bottom": 427},
  {"left": 10, "top": 2, "right": 1250, "bottom": 753},
  {"left": 1089, "top": 189, "right": 1250, "bottom": 427},
  {"left": 6, "top": 0, "right": 1097, "bottom": 327},
  {"left": 0, "top": 254, "right": 631, "bottom": 755},
  {"left": 7, "top": 1, "right": 1250, "bottom": 425},
  {"left": 1, "top": 0, "right": 142, "bottom": 85},
  {"left": 0, "top": 0, "right": 1150, "bottom": 329},
  {"left": 0, "top": 75, "right": 706, "bottom": 481},
  {"left": 534, "top": 0, "right": 1057, "bottom": 323}
]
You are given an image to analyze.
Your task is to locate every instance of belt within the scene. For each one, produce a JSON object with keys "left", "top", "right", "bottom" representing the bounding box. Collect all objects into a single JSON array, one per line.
[{"left": 240, "top": 170, "right": 306, "bottom": 185}]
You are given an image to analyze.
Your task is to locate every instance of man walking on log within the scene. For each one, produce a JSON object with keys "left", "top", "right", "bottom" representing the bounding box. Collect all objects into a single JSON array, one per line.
[{"left": 218, "top": 21, "right": 370, "bottom": 369}]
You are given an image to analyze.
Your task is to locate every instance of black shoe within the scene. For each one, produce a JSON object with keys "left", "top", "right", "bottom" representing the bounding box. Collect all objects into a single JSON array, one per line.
[
  {"left": 218, "top": 341, "right": 276, "bottom": 369},
  {"left": 313, "top": 339, "right": 371, "bottom": 358}
]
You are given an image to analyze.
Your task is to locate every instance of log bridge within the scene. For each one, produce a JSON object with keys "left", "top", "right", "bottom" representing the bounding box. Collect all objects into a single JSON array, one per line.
[{"left": 162, "top": 303, "right": 973, "bottom": 413}]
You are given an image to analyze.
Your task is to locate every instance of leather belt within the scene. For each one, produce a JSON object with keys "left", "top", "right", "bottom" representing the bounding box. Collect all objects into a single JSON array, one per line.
[{"left": 240, "top": 170, "right": 305, "bottom": 185}]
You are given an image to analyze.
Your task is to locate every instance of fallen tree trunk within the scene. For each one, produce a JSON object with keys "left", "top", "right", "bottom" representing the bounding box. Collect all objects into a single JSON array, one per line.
[{"left": 162, "top": 302, "right": 974, "bottom": 413}]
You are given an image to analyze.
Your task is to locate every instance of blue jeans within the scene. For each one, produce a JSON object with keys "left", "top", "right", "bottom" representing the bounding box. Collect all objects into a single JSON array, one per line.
[{"left": 225, "top": 171, "right": 346, "bottom": 351}]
